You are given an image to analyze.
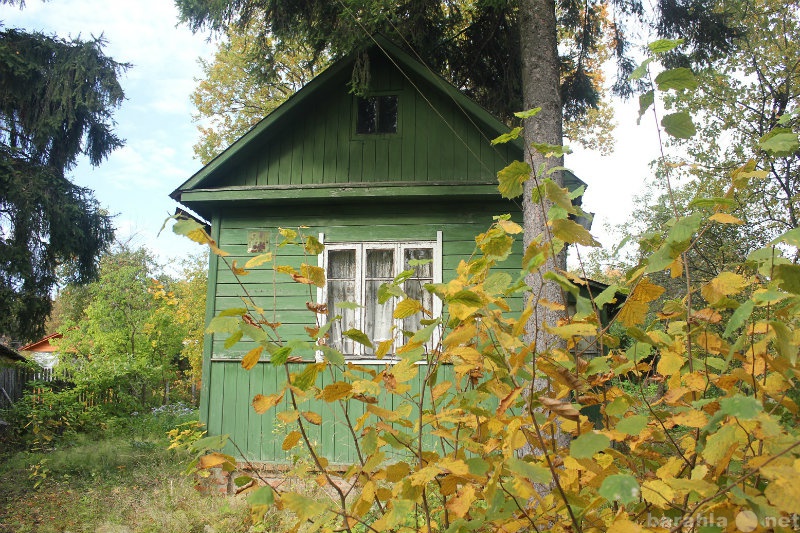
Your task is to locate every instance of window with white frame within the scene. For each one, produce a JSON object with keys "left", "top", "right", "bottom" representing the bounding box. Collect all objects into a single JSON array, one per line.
[{"left": 319, "top": 237, "right": 442, "bottom": 358}]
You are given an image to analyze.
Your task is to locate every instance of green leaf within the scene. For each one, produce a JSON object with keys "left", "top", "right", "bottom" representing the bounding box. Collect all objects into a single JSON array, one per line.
[
  {"left": 666, "top": 213, "right": 704, "bottom": 243},
  {"left": 599, "top": 474, "right": 641, "bottom": 505},
  {"left": 378, "top": 283, "right": 405, "bottom": 304},
  {"left": 240, "top": 323, "right": 267, "bottom": 342},
  {"left": 467, "top": 458, "right": 490, "bottom": 476},
  {"left": 628, "top": 58, "right": 653, "bottom": 80},
  {"left": 506, "top": 457, "right": 551, "bottom": 484},
  {"left": 655, "top": 68, "right": 698, "bottom": 91},
  {"left": 303, "top": 235, "right": 324, "bottom": 255},
  {"left": 247, "top": 485, "right": 275, "bottom": 506},
  {"left": 270, "top": 346, "right": 292, "bottom": 366},
  {"left": 207, "top": 316, "right": 240, "bottom": 334},
  {"left": 318, "top": 345, "right": 345, "bottom": 365},
  {"left": 282, "top": 492, "right": 327, "bottom": 522},
  {"left": 223, "top": 330, "right": 244, "bottom": 349},
  {"left": 491, "top": 126, "right": 523, "bottom": 145},
  {"left": 514, "top": 107, "right": 541, "bottom": 119},
  {"left": 483, "top": 272, "right": 512, "bottom": 294},
  {"left": 448, "top": 290, "right": 484, "bottom": 306},
  {"left": 774, "top": 264, "right": 800, "bottom": 294},
  {"left": 570, "top": 432, "right": 610, "bottom": 459},
  {"left": 718, "top": 395, "right": 762, "bottom": 420},
  {"left": 343, "top": 328, "right": 373, "bottom": 349},
  {"left": 410, "top": 322, "right": 438, "bottom": 344},
  {"left": 661, "top": 112, "right": 696, "bottom": 139},
  {"left": 648, "top": 38, "right": 684, "bottom": 54},
  {"left": 759, "top": 129, "right": 799, "bottom": 157},
  {"left": 723, "top": 300, "right": 754, "bottom": 339},
  {"left": 292, "top": 364, "right": 320, "bottom": 390},
  {"left": 770, "top": 320, "right": 797, "bottom": 365},
  {"left": 689, "top": 197, "right": 737, "bottom": 209},
  {"left": 551, "top": 218, "right": 601, "bottom": 246},
  {"left": 771, "top": 227, "right": 800, "bottom": 248},
  {"left": 616, "top": 414, "right": 649, "bottom": 436},
  {"left": 606, "top": 397, "right": 629, "bottom": 417},
  {"left": 531, "top": 142, "right": 572, "bottom": 157},
  {"left": 637, "top": 90, "right": 654, "bottom": 124},
  {"left": 543, "top": 179, "right": 577, "bottom": 213},
  {"left": 497, "top": 160, "right": 531, "bottom": 199}
]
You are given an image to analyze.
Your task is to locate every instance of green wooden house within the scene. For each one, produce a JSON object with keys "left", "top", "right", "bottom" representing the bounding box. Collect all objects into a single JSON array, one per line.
[{"left": 171, "top": 38, "right": 589, "bottom": 464}]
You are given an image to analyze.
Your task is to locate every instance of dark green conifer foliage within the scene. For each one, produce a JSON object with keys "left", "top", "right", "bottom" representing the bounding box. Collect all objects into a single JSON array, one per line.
[
  {"left": 0, "top": 26, "right": 126, "bottom": 342},
  {"left": 175, "top": 0, "right": 740, "bottom": 123}
]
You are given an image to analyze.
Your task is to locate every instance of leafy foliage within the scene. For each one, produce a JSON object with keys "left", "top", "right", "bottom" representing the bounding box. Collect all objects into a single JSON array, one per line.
[
  {"left": 191, "top": 17, "right": 326, "bottom": 163},
  {"left": 174, "top": 44, "right": 800, "bottom": 533},
  {"left": 55, "top": 247, "right": 206, "bottom": 412},
  {"left": 0, "top": 27, "right": 126, "bottom": 342}
]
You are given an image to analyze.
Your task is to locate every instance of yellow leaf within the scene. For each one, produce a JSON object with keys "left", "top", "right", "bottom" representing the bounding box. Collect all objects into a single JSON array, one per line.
[
  {"left": 394, "top": 298, "right": 423, "bottom": 319},
  {"left": 670, "top": 409, "right": 708, "bottom": 428},
  {"left": 438, "top": 458, "right": 470, "bottom": 476},
  {"left": 618, "top": 278, "right": 665, "bottom": 327},
  {"left": 198, "top": 452, "right": 231, "bottom": 469},
  {"left": 321, "top": 382, "right": 352, "bottom": 402},
  {"left": 301, "top": 411, "right": 322, "bottom": 425},
  {"left": 282, "top": 430, "right": 302, "bottom": 451},
  {"left": 231, "top": 260, "right": 249, "bottom": 276},
  {"left": 408, "top": 465, "right": 442, "bottom": 486},
  {"left": 701, "top": 272, "right": 748, "bottom": 304},
  {"left": 657, "top": 350, "right": 684, "bottom": 375},
  {"left": 446, "top": 485, "right": 476, "bottom": 518},
  {"left": 300, "top": 264, "right": 326, "bottom": 288},
  {"left": 375, "top": 339, "right": 393, "bottom": 359},
  {"left": 252, "top": 392, "right": 284, "bottom": 414},
  {"left": 431, "top": 381, "right": 451, "bottom": 401},
  {"left": 497, "top": 219, "right": 523, "bottom": 234},
  {"left": 241, "top": 346, "right": 264, "bottom": 370},
  {"left": 546, "top": 322, "right": 598, "bottom": 338},
  {"left": 551, "top": 218, "right": 601, "bottom": 246},
  {"left": 709, "top": 212, "right": 743, "bottom": 225},
  {"left": 390, "top": 359, "right": 418, "bottom": 383},
  {"left": 642, "top": 479, "right": 675, "bottom": 509},
  {"left": 277, "top": 410, "right": 299, "bottom": 423},
  {"left": 244, "top": 253, "right": 273, "bottom": 268}
]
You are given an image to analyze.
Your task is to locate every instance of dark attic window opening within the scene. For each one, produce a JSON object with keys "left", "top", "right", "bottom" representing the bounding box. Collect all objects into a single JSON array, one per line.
[{"left": 356, "top": 95, "right": 398, "bottom": 134}]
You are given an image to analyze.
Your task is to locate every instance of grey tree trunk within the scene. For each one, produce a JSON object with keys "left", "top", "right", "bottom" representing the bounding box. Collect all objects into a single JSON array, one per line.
[
  {"left": 519, "top": 0, "right": 571, "bottom": 458},
  {"left": 519, "top": 0, "right": 568, "bottom": 353}
]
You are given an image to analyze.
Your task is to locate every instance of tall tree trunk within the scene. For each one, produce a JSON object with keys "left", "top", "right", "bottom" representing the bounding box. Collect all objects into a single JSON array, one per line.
[
  {"left": 519, "top": 0, "right": 571, "bottom": 459},
  {"left": 519, "top": 0, "right": 567, "bottom": 352}
]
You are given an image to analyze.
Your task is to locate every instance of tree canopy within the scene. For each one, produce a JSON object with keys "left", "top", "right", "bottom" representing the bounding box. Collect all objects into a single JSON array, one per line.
[{"left": 0, "top": 26, "right": 126, "bottom": 342}]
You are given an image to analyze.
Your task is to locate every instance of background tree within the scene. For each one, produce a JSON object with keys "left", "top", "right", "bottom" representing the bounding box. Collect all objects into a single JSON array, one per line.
[
  {"left": 56, "top": 247, "right": 204, "bottom": 410},
  {"left": 192, "top": 17, "right": 326, "bottom": 163},
  {"left": 665, "top": 0, "right": 799, "bottom": 240},
  {"left": 0, "top": 16, "right": 126, "bottom": 343},
  {"left": 587, "top": 0, "right": 799, "bottom": 296}
]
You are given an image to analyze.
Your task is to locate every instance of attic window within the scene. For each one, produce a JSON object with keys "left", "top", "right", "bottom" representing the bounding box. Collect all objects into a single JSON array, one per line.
[{"left": 356, "top": 95, "right": 398, "bottom": 134}]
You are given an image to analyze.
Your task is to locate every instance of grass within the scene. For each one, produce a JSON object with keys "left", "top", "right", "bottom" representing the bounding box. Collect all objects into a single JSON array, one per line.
[{"left": 0, "top": 406, "right": 254, "bottom": 533}]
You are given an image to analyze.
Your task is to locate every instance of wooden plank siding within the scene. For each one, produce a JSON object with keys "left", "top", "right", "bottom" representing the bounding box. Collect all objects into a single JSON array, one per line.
[
  {"left": 200, "top": 200, "right": 523, "bottom": 463},
  {"left": 207, "top": 360, "right": 457, "bottom": 464},
  {"left": 210, "top": 53, "right": 516, "bottom": 190}
]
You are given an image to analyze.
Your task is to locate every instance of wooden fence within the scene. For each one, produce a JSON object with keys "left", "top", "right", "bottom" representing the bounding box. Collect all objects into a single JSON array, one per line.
[{"left": 0, "top": 366, "right": 54, "bottom": 409}]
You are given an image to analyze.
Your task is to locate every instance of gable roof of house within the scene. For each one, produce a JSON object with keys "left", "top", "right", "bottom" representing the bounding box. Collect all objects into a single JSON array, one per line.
[
  {"left": 171, "top": 36, "right": 586, "bottom": 219},
  {"left": 0, "top": 343, "right": 25, "bottom": 363},
  {"left": 20, "top": 332, "right": 62, "bottom": 353}
]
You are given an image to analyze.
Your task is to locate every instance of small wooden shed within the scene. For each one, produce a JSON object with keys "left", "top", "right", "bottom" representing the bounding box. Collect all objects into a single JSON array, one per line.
[{"left": 171, "top": 38, "right": 588, "bottom": 464}]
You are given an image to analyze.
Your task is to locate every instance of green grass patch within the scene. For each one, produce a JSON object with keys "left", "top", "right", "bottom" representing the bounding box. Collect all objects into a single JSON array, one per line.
[{"left": 0, "top": 408, "right": 255, "bottom": 533}]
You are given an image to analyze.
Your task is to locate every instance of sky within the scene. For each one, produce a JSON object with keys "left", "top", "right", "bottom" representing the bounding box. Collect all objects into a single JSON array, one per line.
[{"left": 0, "top": 0, "right": 662, "bottom": 270}]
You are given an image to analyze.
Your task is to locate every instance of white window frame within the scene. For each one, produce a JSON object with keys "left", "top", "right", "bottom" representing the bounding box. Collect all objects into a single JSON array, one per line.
[{"left": 316, "top": 232, "right": 442, "bottom": 361}]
